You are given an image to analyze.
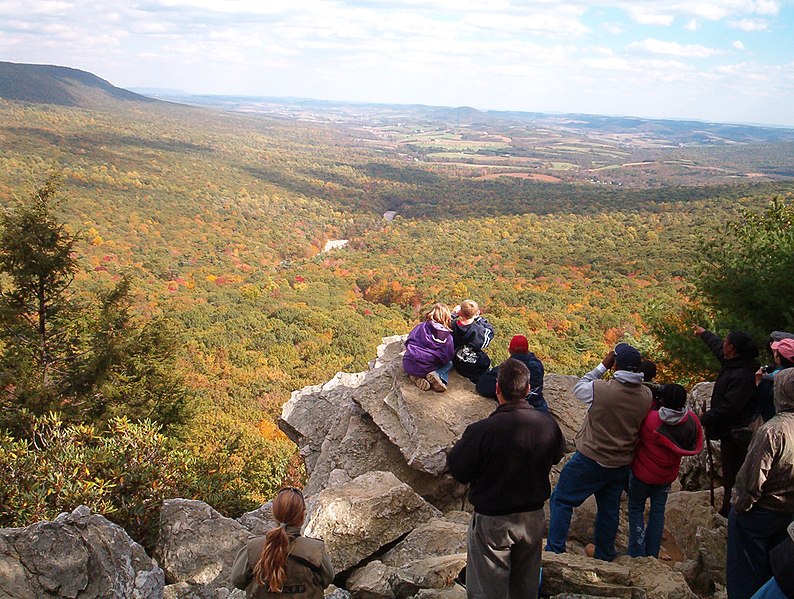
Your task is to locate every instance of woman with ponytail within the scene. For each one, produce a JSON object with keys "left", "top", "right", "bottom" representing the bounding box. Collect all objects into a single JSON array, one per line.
[{"left": 232, "top": 487, "right": 334, "bottom": 598}]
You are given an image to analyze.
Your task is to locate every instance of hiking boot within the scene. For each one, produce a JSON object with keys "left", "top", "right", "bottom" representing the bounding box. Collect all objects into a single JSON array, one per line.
[
  {"left": 410, "top": 375, "right": 431, "bottom": 391},
  {"left": 426, "top": 371, "right": 447, "bottom": 392}
]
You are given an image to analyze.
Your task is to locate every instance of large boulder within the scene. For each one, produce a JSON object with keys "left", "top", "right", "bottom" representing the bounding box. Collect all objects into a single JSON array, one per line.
[
  {"left": 349, "top": 336, "right": 493, "bottom": 477},
  {"left": 280, "top": 370, "right": 367, "bottom": 473},
  {"left": 544, "top": 374, "right": 586, "bottom": 450},
  {"left": 663, "top": 490, "right": 727, "bottom": 591},
  {"left": 0, "top": 505, "right": 163, "bottom": 599},
  {"left": 381, "top": 514, "right": 469, "bottom": 567},
  {"left": 541, "top": 552, "right": 697, "bottom": 598},
  {"left": 156, "top": 499, "right": 249, "bottom": 595},
  {"left": 304, "top": 398, "right": 465, "bottom": 512},
  {"left": 304, "top": 471, "right": 441, "bottom": 572}
]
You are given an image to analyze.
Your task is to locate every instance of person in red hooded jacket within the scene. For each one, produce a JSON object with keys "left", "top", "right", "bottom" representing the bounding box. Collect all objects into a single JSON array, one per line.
[{"left": 628, "top": 383, "right": 704, "bottom": 558}]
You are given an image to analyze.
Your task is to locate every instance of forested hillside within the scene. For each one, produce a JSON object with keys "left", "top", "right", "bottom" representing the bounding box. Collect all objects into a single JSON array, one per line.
[{"left": 1, "top": 84, "right": 793, "bottom": 541}]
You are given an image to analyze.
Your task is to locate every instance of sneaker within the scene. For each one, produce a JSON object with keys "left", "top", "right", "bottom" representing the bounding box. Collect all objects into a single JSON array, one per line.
[
  {"left": 410, "top": 375, "right": 431, "bottom": 391},
  {"left": 426, "top": 371, "right": 447, "bottom": 392}
]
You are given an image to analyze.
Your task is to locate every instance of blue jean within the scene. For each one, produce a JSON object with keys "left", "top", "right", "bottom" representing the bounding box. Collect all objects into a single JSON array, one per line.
[
  {"left": 727, "top": 506, "right": 794, "bottom": 599},
  {"left": 436, "top": 361, "right": 453, "bottom": 384},
  {"left": 627, "top": 473, "right": 670, "bottom": 558},
  {"left": 545, "top": 451, "right": 628, "bottom": 561},
  {"left": 750, "top": 578, "right": 787, "bottom": 599}
]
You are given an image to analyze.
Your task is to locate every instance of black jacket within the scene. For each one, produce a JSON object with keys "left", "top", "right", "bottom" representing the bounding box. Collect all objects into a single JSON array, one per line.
[
  {"left": 451, "top": 315, "right": 495, "bottom": 381},
  {"left": 699, "top": 330, "right": 761, "bottom": 440},
  {"left": 475, "top": 353, "right": 547, "bottom": 412},
  {"left": 447, "top": 401, "right": 565, "bottom": 515}
]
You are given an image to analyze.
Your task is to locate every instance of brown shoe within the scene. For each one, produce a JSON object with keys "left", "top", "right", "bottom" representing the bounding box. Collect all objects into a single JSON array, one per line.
[
  {"left": 410, "top": 375, "right": 431, "bottom": 391},
  {"left": 426, "top": 371, "right": 447, "bottom": 392}
]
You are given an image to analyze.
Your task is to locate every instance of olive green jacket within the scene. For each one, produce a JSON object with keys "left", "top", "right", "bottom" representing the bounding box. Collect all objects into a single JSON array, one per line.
[{"left": 231, "top": 527, "right": 334, "bottom": 599}]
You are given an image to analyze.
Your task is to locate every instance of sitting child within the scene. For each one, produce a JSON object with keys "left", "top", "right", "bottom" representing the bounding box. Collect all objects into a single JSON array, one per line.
[
  {"left": 451, "top": 300, "right": 495, "bottom": 383},
  {"left": 628, "top": 384, "right": 703, "bottom": 558},
  {"left": 475, "top": 335, "right": 547, "bottom": 412},
  {"left": 403, "top": 303, "right": 455, "bottom": 392}
]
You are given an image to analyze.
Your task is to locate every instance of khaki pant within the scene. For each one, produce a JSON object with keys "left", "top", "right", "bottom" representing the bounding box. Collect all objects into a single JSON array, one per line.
[{"left": 466, "top": 509, "right": 544, "bottom": 599}]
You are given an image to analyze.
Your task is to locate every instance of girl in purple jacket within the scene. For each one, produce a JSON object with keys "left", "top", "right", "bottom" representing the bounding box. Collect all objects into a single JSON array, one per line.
[{"left": 403, "top": 303, "right": 455, "bottom": 392}]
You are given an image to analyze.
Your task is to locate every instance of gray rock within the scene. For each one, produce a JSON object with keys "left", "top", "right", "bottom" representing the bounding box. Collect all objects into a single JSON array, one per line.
[
  {"left": 304, "top": 397, "right": 465, "bottom": 512},
  {"left": 303, "top": 471, "right": 441, "bottom": 572},
  {"left": 544, "top": 374, "right": 586, "bottom": 451},
  {"left": 236, "top": 501, "right": 275, "bottom": 537},
  {"left": 352, "top": 337, "right": 495, "bottom": 477},
  {"left": 541, "top": 552, "right": 696, "bottom": 598},
  {"left": 156, "top": 499, "right": 248, "bottom": 592},
  {"left": 279, "top": 370, "right": 367, "bottom": 473},
  {"left": 347, "top": 561, "right": 399, "bottom": 599},
  {"left": 381, "top": 517, "right": 467, "bottom": 567},
  {"left": 0, "top": 505, "right": 163, "bottom": 599},
  {"left": 388, "top": 554, "right": 467, "bottom": 599}
]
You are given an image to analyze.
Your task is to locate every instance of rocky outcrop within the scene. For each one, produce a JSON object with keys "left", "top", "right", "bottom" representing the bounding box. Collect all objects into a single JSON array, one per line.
[
  {"left": 1, "top": 337, "right": 725, "bottom": 599},
  {"left": 304, "top": 471, "right": 441, "bottom": 572},
  {"left": 542, "top": 552, "right": 697, "bottom": 598},
  {"left": 156, "top": 499, "right": 249, "bottom": 597},
  {"left": 279, "top": 336, "right": 586, "bottom": 513},
  {"left": 0, "top": 505, "right": 163, "bottom": 598}
]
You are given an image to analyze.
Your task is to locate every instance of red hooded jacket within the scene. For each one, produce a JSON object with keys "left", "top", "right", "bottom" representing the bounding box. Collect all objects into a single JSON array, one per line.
[{"left": 631, "top": 408, "right": 704, "bottom": 485}]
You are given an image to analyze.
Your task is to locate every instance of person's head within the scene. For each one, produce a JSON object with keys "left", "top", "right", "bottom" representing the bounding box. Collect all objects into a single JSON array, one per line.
[
  {"left": 773, "top": 368, "right": 794, "bottom": 413},
  {"left": 425, "top": 303, "right": 452, "bottom": 329},
  {"left": 495, "top": 358, "right": 530, "bottom": 404},
  {"left": 614, "top": 343, "right": 641, "bottom": 373},
  {"left": 659, "top": 384, "right": 687, "bottom": 410},
  {"left": 508, "top": 334, "right": 529, "bottom": 356},
  {"left": 724, "top": 331, "right": 758, "bottom": 360},
  {"left": 639, "top": 359, "right": 657, "bottom": 382},
  {"left": 254, "top": 487, "right": 306, "bottom": 591},
  {"left": 771, "top": 338, "right": 794, "bottom": 369},
  {"left": 458, "top": 300, "right": 479, "bottom": 320}
]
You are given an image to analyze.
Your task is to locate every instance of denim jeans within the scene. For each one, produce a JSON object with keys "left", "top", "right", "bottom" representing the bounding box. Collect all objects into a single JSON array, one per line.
[
  {"left": 436, "top": 361, "right": 453, "bottom": 384},
  {"left": 627, "top": 473, "right": 670, "bottom": 558},
  {"left": 545, "top": 451, "right": 628, "bottom": 561},
  {"left": 750, "top": 578, "right": 787, "bottom": 599},
  {"left": 727, "top": 506, "right": 794, "bottom": 599}
]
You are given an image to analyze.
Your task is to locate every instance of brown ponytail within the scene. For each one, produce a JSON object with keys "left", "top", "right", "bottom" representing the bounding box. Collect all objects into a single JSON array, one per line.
[{"left": 253, "top": 487, "right": 306, "bottom": 592}]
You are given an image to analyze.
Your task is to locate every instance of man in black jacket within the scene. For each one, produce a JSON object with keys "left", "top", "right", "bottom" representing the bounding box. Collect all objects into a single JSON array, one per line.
[{"left": 447, "top": 359, "right": 565, "bottom": 599}]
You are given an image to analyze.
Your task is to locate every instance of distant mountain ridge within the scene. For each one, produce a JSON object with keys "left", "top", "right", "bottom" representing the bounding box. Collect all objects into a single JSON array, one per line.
[
  {"left": 149, "top": 91, "right": 794, "bottom": 146},
  {"left": 0, "top": 61, "right": 156, "bottom": 107}
]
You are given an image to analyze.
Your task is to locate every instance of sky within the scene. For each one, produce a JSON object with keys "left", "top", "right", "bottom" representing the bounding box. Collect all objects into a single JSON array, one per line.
[{"left": 1, "top": 0, "right": 793, "bottom": 126}]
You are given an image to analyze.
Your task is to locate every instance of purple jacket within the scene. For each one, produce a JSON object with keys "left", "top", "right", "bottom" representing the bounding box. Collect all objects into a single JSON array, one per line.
[{"left": 403, "top": 320, "right": 455, "bottom": 377}]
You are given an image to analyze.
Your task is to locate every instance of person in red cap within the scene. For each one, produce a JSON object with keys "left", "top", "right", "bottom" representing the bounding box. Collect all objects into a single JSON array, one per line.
[{"left": 475, "top": 334, "right": 547, "bottom": 412}]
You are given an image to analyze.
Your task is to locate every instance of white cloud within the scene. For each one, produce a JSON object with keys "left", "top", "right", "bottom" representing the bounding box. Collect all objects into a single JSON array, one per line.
[
  {"left": 684, "top": 19, "right": 699, "bottom": 30},
  {"left": 732, "top": 40, "right": 746, "bottom": 50},
  {"left": 625, "top": 9, "right": 675, "bottom": 26},
  {"left": 601, "top": 22, "right": 624, "bottom": 35},
  {"left": 729, "top": 18, "right": 769, "bottom": 30},
  {"left": 627, "top": 38, "right": 721, "bottom": 58}
]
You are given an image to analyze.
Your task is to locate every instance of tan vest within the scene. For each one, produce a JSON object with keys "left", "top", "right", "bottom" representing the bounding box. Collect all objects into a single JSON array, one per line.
[
  {"left": 244, "top": 536, "right": 327, "bottom": 599},
  {"left": 575, "top": 378, "right": 652, "bottom": 467}
]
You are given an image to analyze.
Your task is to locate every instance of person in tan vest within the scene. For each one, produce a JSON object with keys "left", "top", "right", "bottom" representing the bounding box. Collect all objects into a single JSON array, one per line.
[
  {"left": 545, "top": 343, "right": 653, "bottom": 561},
  {"left": 232, "top": 487, "right": 334, "bottom": 598}
]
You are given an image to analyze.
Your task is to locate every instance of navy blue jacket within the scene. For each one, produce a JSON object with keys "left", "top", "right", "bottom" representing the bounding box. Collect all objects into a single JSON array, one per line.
[{"left": 475, "top": 354, "right": 547, "bottom": 412}]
